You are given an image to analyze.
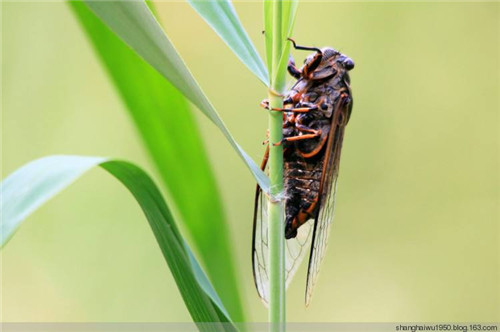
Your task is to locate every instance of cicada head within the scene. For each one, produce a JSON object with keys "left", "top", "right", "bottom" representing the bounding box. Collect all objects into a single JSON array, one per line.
[
  {"left": 319, "top": 47, "right": 355, "bottom": 71},
  {"left": 299, "top": 47, "right": 354, "bottom": 83}
]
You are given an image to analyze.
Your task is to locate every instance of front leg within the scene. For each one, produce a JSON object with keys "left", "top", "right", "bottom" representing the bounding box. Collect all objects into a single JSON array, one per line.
[
  {"left": 274, "top": 113, "right": 321, "bottom": 146},
  {"left": 274, "top": 129, "right": 321, "bottom": 146},
  {"left": 295, "top": 123, "right": 321, "bottom": 136},
  {"left": 287, "top": 38, "right": 323, "bottom": 76},
  {"left": 260, "top": 99, "right": 318, "bottom": 113},
  {"left": 273, "top": 132, "right": 321, "bottom": 146},
  {"left": 287, "top": 55, "right": 301, "bottom": 79}
]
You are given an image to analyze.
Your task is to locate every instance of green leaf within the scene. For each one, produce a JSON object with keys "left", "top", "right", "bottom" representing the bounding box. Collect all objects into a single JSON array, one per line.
[
  {"left": 83, "top": 0, "right": 270, "bottom": 193},
  {"left": 70, "top": 2, "right": 245, "bottom": 322},
  {"left": 263, "top": 1, "right": 273, "bottom": 76},
  {"left": 264, "top": 0, "right": 298, "bottom": 91},
  {"left": 187, "top": 0, "right": 268, "bottom": 86},
  {"left": 0, "top": 156, "right": 233, "bottom": 329},
  {"left": 273, "top": 0, "right": 298, "bottom": 91}
]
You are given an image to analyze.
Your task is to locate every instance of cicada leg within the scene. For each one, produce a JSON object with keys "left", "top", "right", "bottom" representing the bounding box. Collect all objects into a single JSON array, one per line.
[
  {"left": 273, "top": 125, "right": 322, "bottom": 146},
  {"left": 262, "top": 129, "right": 270, "bottom": 145},
  {"left": 260, "top": 99, "right": 318, "bottom": 113},
  {"left": 273, "top": 134, "right": 318, "bottom": 146},
  {"left": 260, "top": 145, "right": 270, "bottom": 170},
  {"left": 287, "top": 55, "right": 301, "bottom": 79}
]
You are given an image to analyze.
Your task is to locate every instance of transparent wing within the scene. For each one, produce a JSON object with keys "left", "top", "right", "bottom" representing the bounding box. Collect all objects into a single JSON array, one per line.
[
  {"left": 252, "top": 186, "right": 270, "bottom": 304},
  {"left": 252, "top": 185, "right": 314, "bottom": 305},
  {"left": 285, "top": 215, "right": 314, "bottom": 288},
  {"left": 305, "top": 174, "right": 339, "bottom": 306},
  {"left": 305, "top": 99, "right": 349, "bottom": 306}
]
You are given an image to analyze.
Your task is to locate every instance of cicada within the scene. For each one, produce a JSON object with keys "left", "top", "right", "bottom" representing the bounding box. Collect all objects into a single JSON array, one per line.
[{"left": 253, "top": 39, "right": 354, "bottom": 305}]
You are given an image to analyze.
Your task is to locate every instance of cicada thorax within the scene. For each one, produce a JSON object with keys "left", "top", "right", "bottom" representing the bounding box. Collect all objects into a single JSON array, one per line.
[{"left": 282, "top": 57, "right": 352, "bottom": 239}]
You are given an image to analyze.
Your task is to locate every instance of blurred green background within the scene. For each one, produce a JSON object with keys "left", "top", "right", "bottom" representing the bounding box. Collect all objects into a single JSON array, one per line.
[{"left": 1, "top": 1, "right": 498, "bottom": 323}]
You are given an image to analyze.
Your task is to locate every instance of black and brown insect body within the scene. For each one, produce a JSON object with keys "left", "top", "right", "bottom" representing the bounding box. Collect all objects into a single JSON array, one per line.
[{"left": 253, "top": 40, "right": 354, "bottom": 305}]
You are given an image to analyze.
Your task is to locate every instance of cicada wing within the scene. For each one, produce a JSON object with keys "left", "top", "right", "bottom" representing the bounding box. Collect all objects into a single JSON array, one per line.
[
  {"left": 305, "top": 175, "right": 339, "bottom": 306},
  {"left": 285, "top": 217, "right": 314, "bottom": 289},
  {"left": 252, "top": 185, "right": 270, "bottom": 304},
  {"left": 252, "top": 175, "right": 314, "bottom": 305},
  {"left": 305, "top": 96, "right": 350, "bottom": 306}
]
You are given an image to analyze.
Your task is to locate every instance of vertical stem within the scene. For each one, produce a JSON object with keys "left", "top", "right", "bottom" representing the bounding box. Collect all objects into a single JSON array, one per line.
[
  {"left": 268, "top": 1, "right": 285, "bottom": 331},
  {"left": 268, "top": 92, "right": 285, "bottom": 330}
]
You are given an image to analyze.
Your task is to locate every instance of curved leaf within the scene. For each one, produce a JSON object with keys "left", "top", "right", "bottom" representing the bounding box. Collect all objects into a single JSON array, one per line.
[
  {"left": 188, "top": 0, "right": 268, "bottom": 85},
  {"left": 264, "top": 0, "right": 299, "bottom": 92},
  {"left": 84, "top": 0, "right": 270, "bottom": 193},
  {"left": 70, "top": 2, "right": 245, "bottom": 322},
  {"left": 273, "top": 0, "right": 299, "bottom": 91},
  {"left": 0, "top": 156, "right": 233, "bottom": 328}
]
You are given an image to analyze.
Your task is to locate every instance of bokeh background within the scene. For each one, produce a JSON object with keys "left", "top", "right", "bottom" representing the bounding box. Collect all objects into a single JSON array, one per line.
[{"left": 2, "top": 1, "right": 498, "bottom": 323}]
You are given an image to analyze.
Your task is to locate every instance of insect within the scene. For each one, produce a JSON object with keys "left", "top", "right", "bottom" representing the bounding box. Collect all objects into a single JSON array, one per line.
[{"left": 253, "top": 39, "right": 354, "bottom": 305}]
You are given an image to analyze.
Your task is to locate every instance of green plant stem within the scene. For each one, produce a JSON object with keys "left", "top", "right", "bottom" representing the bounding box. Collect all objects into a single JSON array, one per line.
[
  {"left": 268, "top": 94, "right": 285, "bottom": 331},
  {"left": 268, "top": 1, "right": 286, "bottom": 330}
]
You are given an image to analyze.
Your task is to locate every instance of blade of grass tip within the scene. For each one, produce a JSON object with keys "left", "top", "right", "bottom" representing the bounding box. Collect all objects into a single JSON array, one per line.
[
  {"left": 0, "top": 156, "right": 235, "bottom": 331},
  {"left": 70, "top": 2, "right": 245, "bottom": 322},
  {"left": 188, "top": 0, "right": 268, "bottom": 86},
  {"left": 83, "top": 0, "right": 270, "bottom": 193},
  {"left": 273, "top": 0, "right": 299, "bottom": 91},
  {"left": 264, "top": 0, "right": 273, "bottom": 80}
]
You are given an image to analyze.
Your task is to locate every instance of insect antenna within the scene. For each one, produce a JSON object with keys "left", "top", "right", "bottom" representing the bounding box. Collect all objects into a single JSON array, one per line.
[{"left": 287, "top": 38, "right": 322, "bottom": 54}]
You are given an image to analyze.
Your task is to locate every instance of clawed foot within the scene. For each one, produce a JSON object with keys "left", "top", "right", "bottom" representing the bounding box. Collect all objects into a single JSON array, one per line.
[
  {"left": 273, "top": 139, "right": 285, "bottom": 147},
  {"left": 260, "top": 99, "right": 270, "bottom": 110}
]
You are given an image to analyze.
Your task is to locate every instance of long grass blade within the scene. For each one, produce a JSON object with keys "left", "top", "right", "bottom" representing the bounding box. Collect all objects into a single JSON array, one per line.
[
  {"left": 273, "top": 0, "right": 298, "bottom": 92},
  {"left": 188, "top": 0, "right": 268, "bottom": 86},
  {"left": 83, "top": 0, "right": 269, "bottom": 192},
  {"left": 70, "top": 2, "right": 245, "bottom": 321},
  {"left": 0, "top": 156, "right": 234, "bottom": 329},
  {"left": 263, "top": 0, "right": 273, "bottom": 82}
]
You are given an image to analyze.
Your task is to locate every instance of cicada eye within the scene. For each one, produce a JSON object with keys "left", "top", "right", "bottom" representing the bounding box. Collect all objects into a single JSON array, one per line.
[
  {"left": 336, "top": 55, "right": 354, "bottom": 70},
  {"left": 343, "top": 58, "right": 355, "bottom": 70}
]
